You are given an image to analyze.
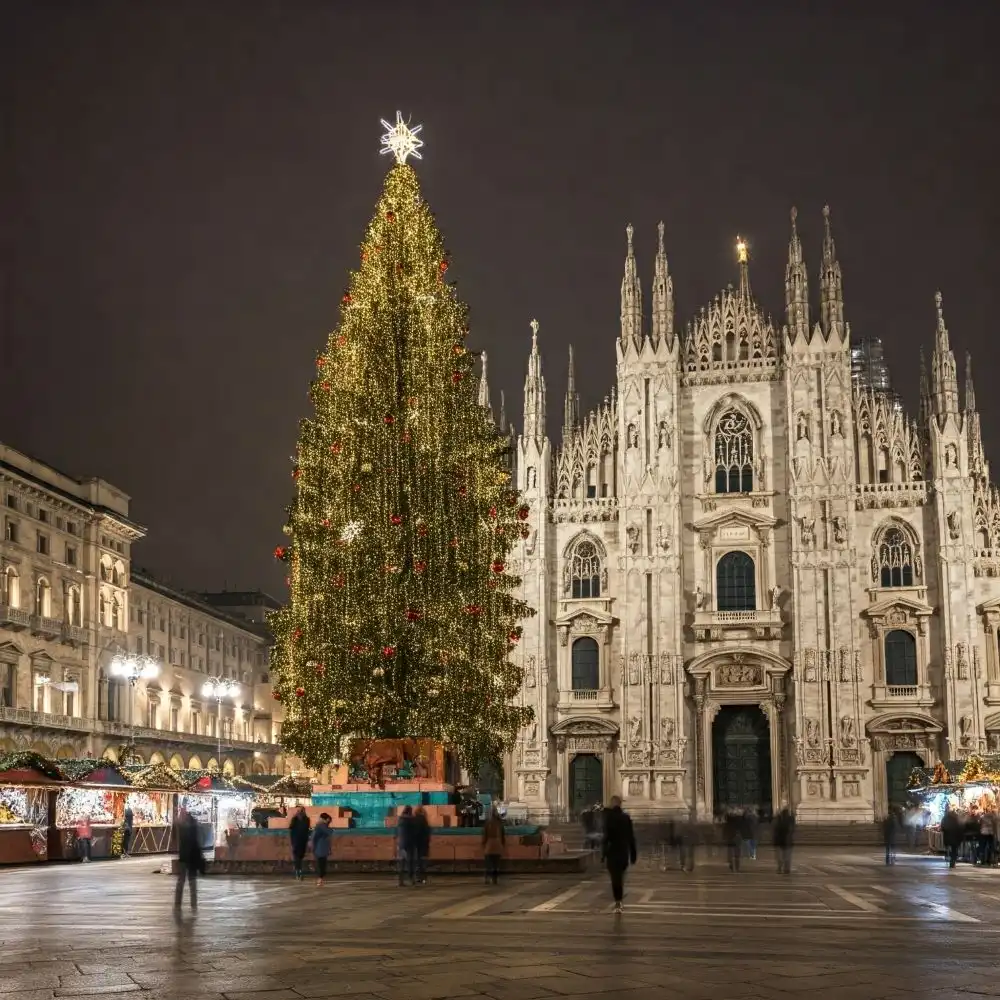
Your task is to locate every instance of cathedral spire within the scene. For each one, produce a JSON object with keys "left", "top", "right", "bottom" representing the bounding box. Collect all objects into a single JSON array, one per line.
[
  {"left": 620, "top": 223, "right": 643, "bottom": 343},
  {"left": 562, "top": 345, "right": 580, "bottom": 442},
  {"left": 478, "top": 350, "right": 492, "bottom": 420},
  {"left": 736, "top": 235, "right": 751, "bottom": 300},
  {"left": 498, "top": 389, "right": 508, "bottom": 433},
  {"left": 966, "top": 352, "right": 986, "bottom": 478},
  {"left": 784, "top": 207, "right": 809, "bottom": 339},
  {"left": 522, "top": 318, "right": 547, "bottom": 447},
  {"left": 819, "top": 205, "right": 844, "bottom": 335},
  {"left": 930, "top": 291, "right": 960, "bottom": 418},
  {"left": 650, "top": 220, "right": 674, "bottom": 346},
  {"left": 918, "top": 347, "right": 931, "bottom": 429}
]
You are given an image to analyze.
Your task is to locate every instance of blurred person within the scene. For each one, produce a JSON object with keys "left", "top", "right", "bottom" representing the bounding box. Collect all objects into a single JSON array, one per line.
[
  {"left": 481, "top": 809, "right": 506, "bottom": 885},
  {"left": 174, "top": 806, "right": 203, "bottom": 910},
  {"left": 397, "top": 805, "right": 417, "bottom": 886},
  {"left": 602, "top": 796, "right": 637, "bottom": 913},
  {"left": 311, "top": 812, "right": 332, "bottom": 886},
  {"left": 75, "top": 814, "right": 92, "bottom": 863},
  {"left": 413, "top": 806, "right": 431, "bottom": 884},
  {"left": 773, "top": 807, "right": 795, "bottom": 874},
  {"left": 288, "top": 805, "right": 311, "bottom": 880}
]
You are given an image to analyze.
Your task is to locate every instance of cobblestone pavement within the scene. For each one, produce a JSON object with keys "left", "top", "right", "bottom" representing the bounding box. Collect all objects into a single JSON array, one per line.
[{"left": 1, "top": 847, "right": 998, "bottom": 999}]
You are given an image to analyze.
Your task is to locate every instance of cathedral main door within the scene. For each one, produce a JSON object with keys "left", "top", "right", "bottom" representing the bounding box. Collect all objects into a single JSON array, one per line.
[
  {"left": 569, "top": 754, "right": 603, "bottom": 815},
  {"left": 885, "top": 751, "right": 923, "bottom": 810},
  {"left": 712, "top": 706, "right": 772, "bottom": 817}
]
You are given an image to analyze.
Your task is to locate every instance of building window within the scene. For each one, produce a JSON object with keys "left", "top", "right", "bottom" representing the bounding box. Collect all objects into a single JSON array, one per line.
[
  {"left": 66, "top": 585, "right": 82, "bottom": 626},
  {"left": 885, "top": 630, "right": 918, "bottom": 687},
  {"left": 716, "top": 551, "right": 756, "bottom": 612},
  {"left": 137, "top": 609, "right": 144, "bottom": 625},
  {"left": 714, "top": 410, "right": 754, "bottom": 494},
  {"left": 111, "top": 598, "right": 122, "bottom": 632},
  {"left": 5, "top": 520, "right": 18, "bottom": 544},
  {"left": 171, "top": 706, "right": 179, "bottom": 731},
  {"left": 34, "top": 675, "right": 46, "bottom": 713},
  {"left": 135, "top": 636, "right": 144, "bottom": 654},
  {"left": 66, "top": 521, "right": 76, "bottom": 535},
  {"left": 215, "top": 636, "right": 222, "bottom": 651},
  {"left": 159, "top": 617, "right": 166, "bottom": 632},
  {"left": 5, "top": 494, "right": 17, "bottom": 510},
  {"left": 38, "top": 508, "right": 48, "bottom": 524},
  {"left": 876, "top": 527, "right": 914, "bottom": 588},
  {"left": 0, "top": 662, "right": 14, "bottom": 708},
  {"left": 64, "top": 678, "right": 76, "bottom": 718},
  {"left": 65, "top": 545, "right": 77, "bottom": 567},
  {"left": 36, "top": 533, "right": 49, "bottom": 556},
  {"left": 571, "top": 636, "right": 600, "bottom": 690},
  {"left": 35, "top": 578, "right": 52, "bottom": 618},
  {"left": 191, "top": 711, "right": 200, "bottom": 735},
  {"left": 147, "top": 702, "right": 158, "bottom": 729},
  {"left": 180, "top": 626, "right": 186, "bottom": 639},
  {"left": 106, "top": 677, "right": 127, "bottom": 722},
  {"left": 570, "top": 540, "right": 602, "bottom": 599},
  {"left": 3, "top": 567, "right": 19, "bottom": 608}
]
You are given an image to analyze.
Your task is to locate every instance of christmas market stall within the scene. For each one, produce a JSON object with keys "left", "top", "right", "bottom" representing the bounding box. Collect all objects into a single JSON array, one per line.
[
  {"left": 908, "top": 754, "right": 1000, "bottom": 856},
  {"left": 116, "top": 762, "right": 187, "bottom": 854},
  {"left": 176, "top": 770, "right": 252, "bottom": 849},
  {"left": 0, "top": 751, "right": 65, "bottom": 864},
  {"left": 51, "top": 758, "right": 131, "bottom": 861},
  {"left": 233, "top": 773, "right": 312, "bottom": 828}
]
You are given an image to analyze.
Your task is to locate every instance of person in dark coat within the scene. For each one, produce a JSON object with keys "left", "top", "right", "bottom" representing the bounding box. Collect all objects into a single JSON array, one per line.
[
  {"left": 883, "top": 808, "right": 899, "bottom": 865},
  {"left": 481, "top": 810, "right": 506, "bottom": 885},
  {"left": 311, "top": 813, "right": 332, "bottom": 886},
  {"left": 121, "top": 805, "right": 134, "bottom": 859},
  {"left": 601, "top": 796, "right": 637, "bottom": 912},
  {"left": 724, "top": 812, "right": 742, "bottom": 872},
  {"left": 941, "top": 806, "right": 963, "bottom": 868},
  {"left": 412, "top": 806, "right": 431, "bottom": 884},
  {"left": 773, "top": 807, "right": 795, "bottom": 874},
  {"left": 174, "top": 807, "right": 203, "bottom": 910},
  {"left": 397, "top": 805, "right": 417, "bottom": 886},
  {"left": 288, "top": 806, "right": 311, "bottom": 880}
]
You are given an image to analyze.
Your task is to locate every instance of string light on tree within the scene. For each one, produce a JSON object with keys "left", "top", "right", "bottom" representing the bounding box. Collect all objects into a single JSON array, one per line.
[
  {"left": 268, "top": 117, "right": 535, "bottom": 771},
  {"left": 379, "top": 111, "right": 424, "bottom": 165}
]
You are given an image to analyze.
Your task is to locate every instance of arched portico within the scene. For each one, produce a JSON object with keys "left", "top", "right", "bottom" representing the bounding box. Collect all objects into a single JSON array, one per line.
[
  {"left": 550, "top": 716, "right": 619, "bottom": 817},
  {"left": 866, "top": 713, "right": 943, "bottom": 818},
  {"left": 686, "top": 649, "right": 791, "bottom": 820}
]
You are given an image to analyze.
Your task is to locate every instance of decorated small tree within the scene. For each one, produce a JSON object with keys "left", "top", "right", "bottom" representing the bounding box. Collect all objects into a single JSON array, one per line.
[{"left": 269, "top": 115, "right": 534, "bottom": 772}]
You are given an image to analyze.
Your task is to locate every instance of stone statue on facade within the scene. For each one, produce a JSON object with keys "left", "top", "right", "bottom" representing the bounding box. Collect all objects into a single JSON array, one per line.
[
  {"left": 839, "top": 715, "right": 856, "bottom": 747},
  {"left": 660, "top": 716, "right": 675, "bottom": 747},
  {"left": 626, "top": 524, "right": 640, "bottom": 555},
  {"left": 805, "top": 717, "right": 821, "bottom": 748},
  {"left": 769, "top": 586, "right": 781, "bottom": 611},
  {"left": 628, "top": 715, "right": 642, "bottom": 743},
  {"left": 833, "top": 516, "right": 847, "bottom": 544}
]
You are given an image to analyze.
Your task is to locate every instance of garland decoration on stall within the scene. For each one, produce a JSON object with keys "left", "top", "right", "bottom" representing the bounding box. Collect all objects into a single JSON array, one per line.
[
  {"left": 0, "top": 750, "right": 68, "bottom": 781},
  {"left": 930, "top": 761, "right": 951, "bottom": 785}
]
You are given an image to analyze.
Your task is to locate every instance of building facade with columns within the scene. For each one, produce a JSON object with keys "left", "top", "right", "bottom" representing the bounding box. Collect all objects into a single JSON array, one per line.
[
  {"left": 0, "top": 443, "right": 288, "bottom": 775},
  {"left": 498, "top": 209, "right": 1000, "bottom": 823}
]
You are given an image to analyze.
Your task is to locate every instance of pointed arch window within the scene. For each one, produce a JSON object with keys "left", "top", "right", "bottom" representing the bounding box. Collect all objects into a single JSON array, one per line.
[
  {"left": 570, "top": 540, "right": 602, "bottom": 599},
  {"left": 3, "top": 566, "right": 19, "bottom": 608},
  {"left": 877, "top": 527, "right": 914, "bottom": 588},
  {"left": 716, "top": 551, "right": 756, "bottom": 612},
  {"left": 714, "top": 410, "right": 754, "bottom": 493},
  {"left": 885, "top": 630, "right": 918, "bottom": 687}
]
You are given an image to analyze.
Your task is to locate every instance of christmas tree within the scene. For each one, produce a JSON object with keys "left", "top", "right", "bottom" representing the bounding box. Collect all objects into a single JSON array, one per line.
[{"left": 270, "top": 115, "right": 535, "bottom": 772}]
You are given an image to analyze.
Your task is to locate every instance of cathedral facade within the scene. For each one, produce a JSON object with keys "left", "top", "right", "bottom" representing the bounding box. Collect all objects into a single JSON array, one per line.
[{"left": 498, "top": 208, "right": 1000, "bottom": 823}]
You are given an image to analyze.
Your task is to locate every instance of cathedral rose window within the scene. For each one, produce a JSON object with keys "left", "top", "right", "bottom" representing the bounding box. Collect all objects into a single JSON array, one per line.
[{"left": 714, "top": 410, "right": 754, "bottom": 494}]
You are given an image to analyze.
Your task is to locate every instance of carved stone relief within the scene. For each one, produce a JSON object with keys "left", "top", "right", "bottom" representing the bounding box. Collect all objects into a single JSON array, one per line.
[
  {"left": 626, "top": 524, "right": 640, "bottom": 555},
  {"left": 523, "top": 656, "right": 536, "bottom": 689},
  {"left": 659, "top": 652, "right": 674, "bottom": 685},
  {"left": 716, "top": 663, "right": 764, "bottom": 687}
]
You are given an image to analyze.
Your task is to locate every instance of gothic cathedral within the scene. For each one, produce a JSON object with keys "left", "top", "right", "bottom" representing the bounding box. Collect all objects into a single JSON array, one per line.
[{"left": 496, "top": 207, "right": 1000, "bottom": 823}]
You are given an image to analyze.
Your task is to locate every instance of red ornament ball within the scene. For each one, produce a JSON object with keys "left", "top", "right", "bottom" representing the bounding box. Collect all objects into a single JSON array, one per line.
[
  {"left": 491, "top": 560, "right": 506, "bottom": 574},
  {"left": 390, "top": 514, "right": 403, "bottom": 526},
  {"left": 449, "top": 537, "right": 459, "bottom": 548},
  {"left": 384, "top": 414, "right": 395, "bottom": 425},
  {"left": 509, "top": 631, "right": 521, "bottom": 643},
  {"left": 332, "top": 574, "right": 345, "bottom": 588},
  {"left": 463, "top": 603, "right": 482, "bottom": 616},
  {"left": 405, "top": 609, "right": 421, "bottom": 622},
  {"left": 336, "top": 335, "right": 347, "bottom": 348},
  {"left": 417, "top": 524, "right": 428, "bottom": 537},
  {"left": 353, "top": 483, "right": 361, "bottom": 492},
  {"left": 451, "top": 371, "right": 463, "bottom": 384},
  {"left": 386, "top": 210, "right": 395, "bottom": 222},
  {"left": 295, "top": 687, "right": 305, "bottom": 698},
  {"left": 458, "top": 486, "right": 467, "bottom": 497},
  {"left": 439, "top": 260, "right": 448, "bottom": 273},
  {"left": 330, "top": 443, "right": 342, "bottom": 454},
  {"left": 517, "top": 504, "right": 530, "bottom": 521},
  {"left": 272, "top": 691, "right": 282, "bottom": 701},
  {"left": 292, "top": 629, "right": 303, "bottom": 641},
  {"left": 342, "top": 294, "right": 352, "bottom": 305},
  {"left": 316, "top": 356, "right": 326, "bottom": 368},
  {"left": 402, "top": 432, "right": 411, "bottom": 444},
  {"left": 273, "top": 545, "right": 287, "bottom": 560},
  {"left": 452, "top": 344, "right": 464, "bottom": 356},
  {"left": 488, "top": 506, "right": 498, "bottom": 519},
  {"left": 413, "top": 560, "right": 427, "bottom": 574},
  {"left": 292, "top": 467, "right": 301, "bottom": 480},
  {"left": 320, "top": 381, "right": 331, "bottom": 391},
  {"left": 350, "top": 643, "right": 367, "bottom": 655},
  {"left": 382, "top": 645, "right": 396, "bottom": 658}
]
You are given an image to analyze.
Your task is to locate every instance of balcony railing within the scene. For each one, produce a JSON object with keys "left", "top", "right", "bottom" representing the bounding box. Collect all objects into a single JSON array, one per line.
[
  {"left": 694, "top": 608, "right": 782, "bottom": 640},
  {"left": 0, "top": 605, "right": 30, "bottom": 630},
  {"left": 0, "top": 706, "right": 92, "bottom": 732},
  {"left": 31, "top": 615, "right": 62, "bottom": 638},
  {"left": 855, "top": 481, "right": 928, "bottom": 510},
  {"left": 61, "top": 622, "right": 88, "bottom": 645},
  {"left": 886, "top": 685, "right": 919, "bottom": 698},
  {"left": 569, "top": 689, "right": 599, "bottom": 701}
]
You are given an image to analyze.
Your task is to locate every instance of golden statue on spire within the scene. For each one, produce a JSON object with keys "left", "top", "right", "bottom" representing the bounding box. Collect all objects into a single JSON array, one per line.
[{"left": 736, "top": 235, "right": 750, "bottom": 264}]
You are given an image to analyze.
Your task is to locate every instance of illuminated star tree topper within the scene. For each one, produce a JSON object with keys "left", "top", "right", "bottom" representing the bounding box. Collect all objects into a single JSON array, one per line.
[{"left": 379, "top": 111, "right": 424, "bottom": 164}]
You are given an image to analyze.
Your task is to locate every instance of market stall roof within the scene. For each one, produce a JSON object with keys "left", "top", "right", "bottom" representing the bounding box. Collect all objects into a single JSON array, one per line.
[
  {"left": 233, "top": 773, "right": 312, "bottom": 797},
  {"left": 177, "top": 769, "right": 246, "bottom": 794},
  {"left": 0, "top": 750, "right": 67, "bottom": 784},
  {"left": 120, "top": 762, "right": 188, "bottom": 791},
  {"left": 59, "top": 758, "right": 131, "bottom": 786},
  {"left": 909, "top": 752, "right": 1000, "bottom": 790}
]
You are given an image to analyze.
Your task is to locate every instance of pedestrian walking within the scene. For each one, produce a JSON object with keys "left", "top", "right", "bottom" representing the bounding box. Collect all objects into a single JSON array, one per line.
[
  {"left": 601, "top": 796, "right": 637, "bottom": 913},
  {"left": 941, "top": 805, "right": 962, "bottom": 868},
  {"left": 883, "top": 808, "right": 899, "bottom": 865},
  {"left": 773, "top": 807, "right": 795, "bottom": 874},
  {"left": 724, "top": 811, "right": 742, "bottom": 872},
  {"left": 174, "top": 806, "right": 203, "bottom": 910},
  {"left": 75, "top": 814, "right": 93, "bottom": 863},
  {"left": 121, "top": 805, "right": 134, "bottom": 858},
  {"left": 413, "top": 806, "right": 431, "bottom": 884},
  {"left": 311, "top": 812, "right": 332, "bottom": 886},
  {"left": 481, "top": 809, "right": 505, "bottom": 885},
  {"left": 288, "top": 805, "right": 311, "bottom": 880},
  {"left": 397, "top": 805, "right": 417, "bottom": 885}
]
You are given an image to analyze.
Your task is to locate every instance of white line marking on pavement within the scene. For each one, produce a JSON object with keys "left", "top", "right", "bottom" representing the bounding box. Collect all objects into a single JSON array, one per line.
[
  {"left": 919, "top": 901, "right": 979, "bottom": 923},
  {"left": 529, "top": 881, "right": 592, "bottom": 912},
  {"left": 638, "top": 889, "right": 655, "bottom": 904},
  {"left": 427, "top": 884, "right": 533, "bottom": 919},
  {"left": 872, "top": 885, "right": 894, "bottom": 895},
  {"left": 826, "top": 883, "right": 882, "bottom": 912}
]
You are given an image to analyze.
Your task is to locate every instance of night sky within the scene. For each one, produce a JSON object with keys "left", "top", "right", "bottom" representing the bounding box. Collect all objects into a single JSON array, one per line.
[{"left": 3, "top": 3, "right": 997, "bottom": 596}]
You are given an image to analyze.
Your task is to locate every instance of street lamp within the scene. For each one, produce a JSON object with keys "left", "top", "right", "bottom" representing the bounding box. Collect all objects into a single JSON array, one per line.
[
  {"left": 202, "top": 677, "right": 240, "bottom": 769},
  {"left": 109, "top": 653, "right": 160, "bottom": 744}
]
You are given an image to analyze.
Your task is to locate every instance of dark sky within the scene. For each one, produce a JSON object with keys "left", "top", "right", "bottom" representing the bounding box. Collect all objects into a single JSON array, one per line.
[{"left": 3, "top": 2, "right": 997, "bottom": 595}]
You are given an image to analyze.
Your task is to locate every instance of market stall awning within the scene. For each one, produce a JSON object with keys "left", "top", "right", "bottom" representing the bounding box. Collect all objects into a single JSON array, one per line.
[
  {"left": 232, "top": 773, "right": 311, "bottom": 797},
  {"left": 120, "top": 762, "right": 188, "bottom": 791},
  {"left": 177, "top": 770, "right": 245, "bottom": 794},
  {"left": 59, "top": 758, "right": 131, "bottom": 786},
  {"left": 0, "top": 751, "right": 67, "bottom": 785}
]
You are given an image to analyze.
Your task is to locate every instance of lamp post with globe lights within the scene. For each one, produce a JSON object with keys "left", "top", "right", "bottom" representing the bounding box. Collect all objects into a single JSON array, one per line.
[
  {"left": 109, "top": 652, "right": 160, "bottom": 746},
  {"left": 202, "top": 678, "right": 240, "bottom": 768}
]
